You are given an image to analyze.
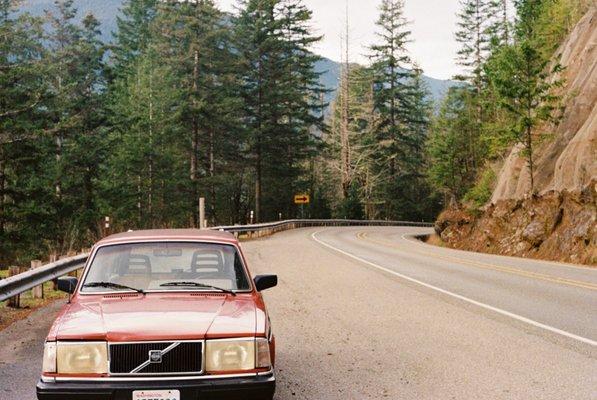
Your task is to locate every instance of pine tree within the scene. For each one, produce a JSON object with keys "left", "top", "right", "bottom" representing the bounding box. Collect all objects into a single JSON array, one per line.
[
  {"left": 152, "top": 0, "right": 243, "bottom": 226},
  {"left": 0, "top": 0, "right": 48, "bottom": 262},
  {"left": 112, "top": 0, "right": 158, "bottom": 74},
  {"left": 486, "top": 0, "right": 563, "bottom": 194},
  {"left": 105, "top": 44, "right": 178, "bottom": 228},
  {"left": 105, "top": 0, "right": 162, "bottom": 228},
  {"left": 399, "top": 67, "right": 436, "bottom": 219},
  {"left": 45, "top": 1, "right": 108, "bottom": 249},
  {"left": 338, "top": 0, "right": 351, "bottom": 200},
  {"left": 369, "top": 0, "right": 413, "bottom": 170},
  {"left": 235, "top": 0, "right": 323, "bottom": 222},
  {"left": 486, "top": 0, "right": 511, "bottom": 46},
  {"left": 235, "top": 0, "right": 278, "bottom": 222},
  {"left": 453, "top": 0, "right": 495, "bottom": 176},
  {"left": 68, "top": 14, "right": 108, "bottom": 235},
  {"left": 454, "top": 0, "right": 491, "bottom": 90},
  {"left": 426, "top": 87, "right": 480, "bottom": 202},
  {"left": 368, "top": 0, "right": 434, "bottom": 220},
  {"left": 271, "top": 0, "right": 324, "bottom": 218},
  {"left": 369, "top": 0, "right": 413, "bottom": 202},
  {"left": 326, "top": 65, "right": 378, "bottom": 218}
]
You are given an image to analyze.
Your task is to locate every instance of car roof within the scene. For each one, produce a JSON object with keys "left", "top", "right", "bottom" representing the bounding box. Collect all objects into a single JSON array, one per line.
[{"left": 96, "top": 229, "right": 238, "bottom": 246}]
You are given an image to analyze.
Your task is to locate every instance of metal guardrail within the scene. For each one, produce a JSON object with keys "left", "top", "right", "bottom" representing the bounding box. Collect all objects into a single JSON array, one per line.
[
  {"left": 0, "top": 219, "right": 433, "bottom": 302},
  {"left": 0, "top": 254, "right": 88, "bottom": 302},
  {"left": 214, "top": 219, "right": 433, "bottom": 237}
]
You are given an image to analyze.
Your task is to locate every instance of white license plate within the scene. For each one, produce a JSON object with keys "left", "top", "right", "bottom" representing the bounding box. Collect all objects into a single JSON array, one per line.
[{"left": 132, "top": 390, "right": 180, "bottom": 400}]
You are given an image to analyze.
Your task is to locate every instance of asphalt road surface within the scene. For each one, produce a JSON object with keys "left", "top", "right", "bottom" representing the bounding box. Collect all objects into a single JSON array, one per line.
[{"left": 1, "top": 226, "right": 596, "bottom": 400}]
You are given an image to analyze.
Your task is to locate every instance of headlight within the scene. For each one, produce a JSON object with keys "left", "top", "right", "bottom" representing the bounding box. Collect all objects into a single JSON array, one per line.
[
  {"left": 206, "top": 339, "right": 255, "bottom": 372},
  {"left": 42, "top": 342, "right": 57, "bottom": 373},
  {"left": 56, "top": 342, "right": 108, "bottom": 374},
  {"left": 256, "top": 338, "right": 271, "bottom": 369}
]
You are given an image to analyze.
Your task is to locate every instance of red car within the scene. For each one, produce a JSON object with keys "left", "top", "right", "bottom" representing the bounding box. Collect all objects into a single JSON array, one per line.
[{"left": 37, "top": 229, "right": 277, "bottom": 400}]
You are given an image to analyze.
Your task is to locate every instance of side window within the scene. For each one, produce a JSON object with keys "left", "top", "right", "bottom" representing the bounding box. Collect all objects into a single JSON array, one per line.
[{"left": 233, "top": 252, "right": 250, "bottom": 290}]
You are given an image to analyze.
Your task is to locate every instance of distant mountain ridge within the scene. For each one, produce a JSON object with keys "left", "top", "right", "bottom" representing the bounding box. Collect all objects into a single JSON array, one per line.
[{"left": 21, "top": 0, "right": 458, "bottom": 105}]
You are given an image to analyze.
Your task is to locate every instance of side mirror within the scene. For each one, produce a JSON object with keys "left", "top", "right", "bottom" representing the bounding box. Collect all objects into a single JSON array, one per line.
[
  {"left": 57, "top": 277, "right": 78, "bottom": 294},
  {"left": 254, "top": 275, "right": 277, "bottom": 292}
]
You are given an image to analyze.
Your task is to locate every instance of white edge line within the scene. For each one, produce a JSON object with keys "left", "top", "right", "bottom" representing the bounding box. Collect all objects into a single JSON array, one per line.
[{"left": 311, "top": 230, "right": 597, "bottom": 347}]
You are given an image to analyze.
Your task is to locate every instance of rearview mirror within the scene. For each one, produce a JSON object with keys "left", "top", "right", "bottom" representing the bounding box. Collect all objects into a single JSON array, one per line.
[
  {"left": 254, "top": 275, "right": 277, "bottom": 292},
  {"left": 57, "top": 277, "right": 78, "bottom": 294}
]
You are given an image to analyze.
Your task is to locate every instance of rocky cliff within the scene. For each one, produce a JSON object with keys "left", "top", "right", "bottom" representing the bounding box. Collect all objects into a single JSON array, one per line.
[
  {"left": 492, "top": 8, "right": 596, "bottom": 201},
  {"left": 435, "top": 8, "right": 596, "bottom": 265}
]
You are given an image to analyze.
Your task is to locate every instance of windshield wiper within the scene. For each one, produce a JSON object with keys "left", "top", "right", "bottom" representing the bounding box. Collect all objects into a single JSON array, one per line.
[
  {"left": 84, "top": 281, "right": 145, "bottom": 294},
  {"left": 159, "top": 281, "right": 236, "bottom": 296}
]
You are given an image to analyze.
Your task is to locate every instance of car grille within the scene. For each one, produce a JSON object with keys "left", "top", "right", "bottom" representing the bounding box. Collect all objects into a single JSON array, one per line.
[{"left": 109, "top": 341, "right": 203, "bottom": 375}]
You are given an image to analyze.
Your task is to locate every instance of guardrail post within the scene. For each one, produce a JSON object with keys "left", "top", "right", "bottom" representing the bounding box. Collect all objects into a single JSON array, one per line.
[
  {"left": 7, "top": 266, "right": 21, "bottom": 308},
  {"left": 49, "top": 253, "right": 58, "bottom": 290},
  {"left": 31, "top": 260, "right": 43, "bottom": 299},
  {"left": 199, "top": 197, "right": 206, "bottom": 229}
]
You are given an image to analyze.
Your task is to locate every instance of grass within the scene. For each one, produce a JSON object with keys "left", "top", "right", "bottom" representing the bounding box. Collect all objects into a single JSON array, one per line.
[{"left": 0, "top": 271, "right": 67, "bottom": 331}]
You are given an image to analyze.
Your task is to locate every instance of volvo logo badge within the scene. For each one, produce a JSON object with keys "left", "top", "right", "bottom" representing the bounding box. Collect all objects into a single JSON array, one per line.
[{"left": 149, "top": 350, "right": 163, "bottom": 364}]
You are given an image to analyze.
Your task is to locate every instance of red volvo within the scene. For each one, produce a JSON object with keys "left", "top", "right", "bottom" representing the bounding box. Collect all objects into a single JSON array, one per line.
[{"left": 37, "top": 229, "right": 277, "bottom": 400}]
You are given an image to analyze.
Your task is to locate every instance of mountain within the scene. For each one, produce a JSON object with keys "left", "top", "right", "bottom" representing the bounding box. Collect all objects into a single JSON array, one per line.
[
  {"left": 22, "top": 0, "right": 121, "bottom": 42},
  {"left": 21, "top": 0, "right": 458, "bottom": 106}
]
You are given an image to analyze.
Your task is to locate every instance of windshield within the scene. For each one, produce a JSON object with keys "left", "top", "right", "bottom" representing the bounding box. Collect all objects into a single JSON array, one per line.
[{"left": 81, "top": 242, "right": 251, "bottom": 293}]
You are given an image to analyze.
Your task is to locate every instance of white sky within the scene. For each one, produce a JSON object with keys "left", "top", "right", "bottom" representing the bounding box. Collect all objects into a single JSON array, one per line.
[{"left": 216, "top": 0, "right": 461, "bottom": 80}]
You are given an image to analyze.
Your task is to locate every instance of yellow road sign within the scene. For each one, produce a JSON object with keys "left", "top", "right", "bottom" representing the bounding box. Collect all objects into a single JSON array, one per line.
[{"left": 294, "top": 194, "right": 310, "bottom": 204}]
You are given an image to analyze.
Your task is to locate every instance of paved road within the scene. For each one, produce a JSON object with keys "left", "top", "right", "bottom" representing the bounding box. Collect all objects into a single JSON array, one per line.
[{"left": 1, "top": 227, "right": 596, "bottom": 399}]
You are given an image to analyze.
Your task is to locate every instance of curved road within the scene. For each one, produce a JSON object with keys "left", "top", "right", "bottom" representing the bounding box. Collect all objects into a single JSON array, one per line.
[{"left": 1, "top": 226, "right": 596, "bottom": 399}]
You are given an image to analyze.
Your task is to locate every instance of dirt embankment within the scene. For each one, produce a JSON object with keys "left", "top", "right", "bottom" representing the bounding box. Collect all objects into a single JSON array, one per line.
[{"left": 434, "top": 182, "right": 596, "bottom": 265}]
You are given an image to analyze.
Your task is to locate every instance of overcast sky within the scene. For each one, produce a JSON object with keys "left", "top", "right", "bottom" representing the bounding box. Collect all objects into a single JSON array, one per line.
[{"left": 215, "top": 0, "right": 461, "bottom": 80}]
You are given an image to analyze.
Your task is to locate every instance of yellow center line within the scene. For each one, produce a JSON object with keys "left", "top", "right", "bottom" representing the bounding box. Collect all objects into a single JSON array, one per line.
[{"left": 356, "top": 232, "right": 597, "bottom": 291}]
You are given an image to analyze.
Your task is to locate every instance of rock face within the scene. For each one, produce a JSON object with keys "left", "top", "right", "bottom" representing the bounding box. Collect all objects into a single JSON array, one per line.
[
  {"left": 436, "top": 8, "right": 597, "bottom": 265},
  {"left": 435, "top": 184, "right": 596, "bottom": 265},
  {"left": 491, "top": 8, "right": 596, "bottom": 202}
]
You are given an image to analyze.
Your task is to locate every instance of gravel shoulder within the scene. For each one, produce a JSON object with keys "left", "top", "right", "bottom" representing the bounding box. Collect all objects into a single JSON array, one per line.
[{"left": 0, "top": 300, "right": 64, "bottom": 400}]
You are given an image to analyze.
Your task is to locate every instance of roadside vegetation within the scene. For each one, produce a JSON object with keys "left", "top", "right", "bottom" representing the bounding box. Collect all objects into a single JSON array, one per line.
[
  {"left": 0, "top": 270, "right": 66, "bottom": 331},
  {"left": 1, "top": 0, "right": 326, "bottom": 265},
  {"left": 0, "top": 0, "right": 591, "bottom": 268},
  {"left": 426, "top": 0, "right": 592, "bottom": 207}
]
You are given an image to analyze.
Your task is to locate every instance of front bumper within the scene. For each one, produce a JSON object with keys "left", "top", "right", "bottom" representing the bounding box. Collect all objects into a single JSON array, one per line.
[{"left": 37, "top": 373, "right": 275, "bottom": 400}]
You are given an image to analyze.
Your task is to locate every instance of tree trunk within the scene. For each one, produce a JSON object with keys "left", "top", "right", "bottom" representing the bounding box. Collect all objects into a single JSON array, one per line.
[
  {"left": 84, "top": 167, "right": 94, "bottom": 235},
  {"left": 55, "top": 76, "right": 63, "bottom": 199},
  {"left": 148, "top": 69, "right": 154, "bottom": 227},
  {"left": 502, "top": 0, "right": 509, "bottom": 43},
  {"left": 255, "top": 139, "right": 262, "bottom": 223},
  {"left": 209, "top": 128, "right": 216, "bottom": 224},
  {"left": 55, "top": 134, "right": 63, "bottom": 198},
  {"left": 255, "top": 55, "right": 264, "bottom": 223},
  {"left": 137, "top": 174, "right": 142, "bottom": 225},
  {"left": 0, "top": 152, "right": 5, "bottom": 238},
  {"left": 340, "top": 5, "right": 351, "bottom": 199},
  {"left": 190, "top": 49, "right": 200, "bottom": 227},
  {"left": 473, "top": 0, "right": 483, "bottom": 170},
  {"left": 526, "top": 125, "right": 534, "bottom": 195},
  {"left": 136, "top": 65, "right": 143, "bottom": 227}
]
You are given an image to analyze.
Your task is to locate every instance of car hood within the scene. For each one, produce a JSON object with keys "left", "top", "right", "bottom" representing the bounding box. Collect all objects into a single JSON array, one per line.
[{"left": 48, "top": 293, "right": 258, "bottom": 342}]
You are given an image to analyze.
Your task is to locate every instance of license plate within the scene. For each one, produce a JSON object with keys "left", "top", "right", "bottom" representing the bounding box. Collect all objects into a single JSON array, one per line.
[{"left": 132, "top": 390, "right": 180, "bottom": 400}]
